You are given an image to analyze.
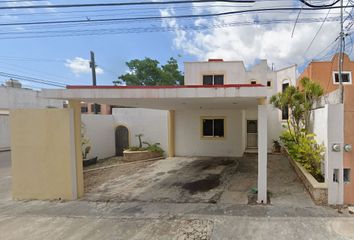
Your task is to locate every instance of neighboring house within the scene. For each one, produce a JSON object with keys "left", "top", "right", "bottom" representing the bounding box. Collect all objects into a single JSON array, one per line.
[
  {"left": 42, "top": 58, "right": 297, "bottom": 203},
  {"left": 299, "top": 53, "right": 354, "bottom": 205},
  {"left": 0, "top": 82, "right": 63, "bottom": 151},
  {"left": 80, "top": 102, "right": 118, "bottom": 115}
]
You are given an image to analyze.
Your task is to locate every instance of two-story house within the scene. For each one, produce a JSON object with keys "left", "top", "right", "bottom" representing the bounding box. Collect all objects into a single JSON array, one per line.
[{"left": 41, "top": 58, "right": 297, "bottom": 203}]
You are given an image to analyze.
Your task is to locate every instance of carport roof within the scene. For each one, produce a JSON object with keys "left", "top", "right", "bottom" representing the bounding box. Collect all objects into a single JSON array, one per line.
[{"left": 40, "top": 84, "right": 268, "bottom": 110}]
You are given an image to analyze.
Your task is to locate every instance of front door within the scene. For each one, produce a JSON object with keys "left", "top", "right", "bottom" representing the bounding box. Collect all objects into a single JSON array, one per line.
[
  {"left": 115, "top": 126, "right": 129, "bottom": 156},
  {"left": 247, "top": 120, "right": 258, "bottom": 148}
]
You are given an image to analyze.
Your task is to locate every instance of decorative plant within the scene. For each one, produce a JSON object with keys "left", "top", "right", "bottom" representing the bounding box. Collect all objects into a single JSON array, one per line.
[
  {"left": 143, "top": 142, "right": 164, "bottom": 154},
  {"left": 280, "top": 131, "right": 325, "bottom": 182},
  {"left": 270, "top": 78, "right": 325, "bottom": 181},
  {"left": 135, "top": 133, "right": 144, "bottom": 148},
  {"left": 272, "top": 139, "right": 281, "bottom": 153},
  {"left": 81, "top": 123, "right": 91, "bottom": 160}
]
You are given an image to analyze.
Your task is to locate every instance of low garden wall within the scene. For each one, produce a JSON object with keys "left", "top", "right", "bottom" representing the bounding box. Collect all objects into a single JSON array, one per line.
[
  {"left": 287, "top": 154, "right": 328, "bottom": 205},
  {"left": 123, "top": 150, "right": 163, "bottom": 162}
]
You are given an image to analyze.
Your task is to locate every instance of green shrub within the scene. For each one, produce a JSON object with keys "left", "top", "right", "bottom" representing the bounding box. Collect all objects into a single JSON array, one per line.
[
  {"left": 127, "top": 142, "right": 164, "bottom": 155},
  {"left": 145, "top": 143, "right": 164, "bottom": 154},
  {"left": 128, "top": 146, "right": 146, "bottom": 151},
  {"left": 280, "top": 130, "right": 325, "bottom": 182}
]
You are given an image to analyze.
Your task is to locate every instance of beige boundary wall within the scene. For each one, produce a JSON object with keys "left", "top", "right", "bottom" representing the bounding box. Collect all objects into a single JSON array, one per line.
[{"left": 10, "top": 108, "right": 83, "bottom": 200}]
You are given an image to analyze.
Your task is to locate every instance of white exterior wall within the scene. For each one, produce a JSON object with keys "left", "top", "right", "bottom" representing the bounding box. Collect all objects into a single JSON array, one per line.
[
  {"left": 184, "top": 61, "right": 247, "bottom": 85},
  {"left": 313, "top": 107, "right": 328, "bottom": 177},
  {"left": 82, "top": 115, "right": 115, "bottom": 160},
  {"left": 0, "top": 86, "right": 63, "bottom": 151},
  {"left": 175, "top": 109, "right": 244, "bottom": 157},
  {"left": 112, "top": 108, "right": 168, "bottom": 154},
  {"left": 0, "top": 86, "right": 63, "bottom": 110}
]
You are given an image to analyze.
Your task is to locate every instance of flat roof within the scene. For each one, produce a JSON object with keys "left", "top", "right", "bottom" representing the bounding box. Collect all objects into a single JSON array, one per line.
[{"left": 41, "top": 84, "right": 268, "bottom": 110}]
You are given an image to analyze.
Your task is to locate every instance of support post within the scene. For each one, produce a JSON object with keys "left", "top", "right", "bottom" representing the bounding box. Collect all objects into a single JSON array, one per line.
[
  {"left": 168, "top": 110, "right": 175, "bottom": 158},
  {"left": 327, "top": 104, "right": 344, "bottom": 205},
  {"left": 257, "top": 98, "right": 268, "bottom": 203},
  {"left": 68, "top": 100, "right": 84, "bottom": 198}
]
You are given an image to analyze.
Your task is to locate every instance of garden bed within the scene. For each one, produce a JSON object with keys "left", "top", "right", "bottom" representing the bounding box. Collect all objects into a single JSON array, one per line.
[
  {"left": 123, "top": 150, "right": 163, "bottom": 162},
  {"left": 287, "top": 154, "right": 328, "bottom": 205}
]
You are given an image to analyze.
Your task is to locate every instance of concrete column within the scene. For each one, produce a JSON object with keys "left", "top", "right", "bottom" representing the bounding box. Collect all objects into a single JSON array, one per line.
[
  {"left": 168, "top": 110, "right": 175, "bottom": 158},
  {"left": 68, "top": 100, "right": 84, "bottom": 198},
  {"left": 327, "top": 104, "right": 344, "bottom": 205},
  {"left": 257, "top": 98, "right": 268, "bottom": 203}
]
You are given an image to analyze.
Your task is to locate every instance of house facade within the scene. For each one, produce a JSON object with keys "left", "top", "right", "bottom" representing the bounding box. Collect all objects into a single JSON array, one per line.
[
  {"left": 38, "top": 58, "right": 297, "bottom": 203},
  {"left": 299, "top": 53, "right": 354, "bottom": 204}
]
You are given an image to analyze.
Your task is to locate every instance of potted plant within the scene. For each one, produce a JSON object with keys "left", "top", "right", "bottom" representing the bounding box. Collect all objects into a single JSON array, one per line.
[
  {"left": 81, "top": 123, "right": 97, "bottom": 167},
  {"left": 272, "top": 139, "right": 281, "bottom": 153}
]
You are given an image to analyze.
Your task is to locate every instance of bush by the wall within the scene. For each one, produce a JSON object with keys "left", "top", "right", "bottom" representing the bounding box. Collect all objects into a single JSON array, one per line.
[{"left": 280, "top": 130, "right": 325, "bottom": 182}]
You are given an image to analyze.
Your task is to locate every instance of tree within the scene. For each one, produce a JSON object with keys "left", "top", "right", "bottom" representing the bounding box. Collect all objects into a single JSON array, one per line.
[
  {"left": 113, "top": 57, "right": 184, "bottom": 86},
  {"left": 270, "top": 77, "right": 324, "bottom": 141}
]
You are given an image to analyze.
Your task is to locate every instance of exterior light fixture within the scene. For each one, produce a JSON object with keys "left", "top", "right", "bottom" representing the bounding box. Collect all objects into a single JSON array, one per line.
[
  {"left": 332, "top": 144, "right": 341, "bottom": 152},
  {"left": 344, "top": 144, "right": 352, "bottom": 152}
]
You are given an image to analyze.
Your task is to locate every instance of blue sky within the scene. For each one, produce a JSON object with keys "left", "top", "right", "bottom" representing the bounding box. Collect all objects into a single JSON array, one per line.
[{"left": 0, "top": 0, "right": 351, "bottom": 89}]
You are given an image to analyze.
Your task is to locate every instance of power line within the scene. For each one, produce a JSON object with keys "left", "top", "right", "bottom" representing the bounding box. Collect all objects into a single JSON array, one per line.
[
  {"left": 299, "top": 0, "right": 341, "bottom": 8},
  {"left": 0, "top": 0, "right": 255, "bottom": 10},
  {"left": 0, "top": 16, "right": 343, "bottom": 40},
  {"left": 0, "top": 72, "right": 67, "bottom": 88},
  {"left": 303, "top": 9, "right": 332, "bottom": 57},
  {"left": 0, "top": 5, "right": 350, "bottom": 27}
]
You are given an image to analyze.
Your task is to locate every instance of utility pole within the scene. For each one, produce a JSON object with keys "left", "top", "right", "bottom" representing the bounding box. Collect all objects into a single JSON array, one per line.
[
  {"left": 90, "top": 51, "right": 98, "bottom": 114},
  {"left": 339, "top": 0, "right": 344, "bottom": 103}
]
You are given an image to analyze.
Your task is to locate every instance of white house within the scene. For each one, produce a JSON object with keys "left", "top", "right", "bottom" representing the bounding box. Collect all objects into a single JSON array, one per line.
[
  {"left": 41, "top": 58, "right": 297, "bottom": 203},
  {"left": 0, "top": 84, "right": 63, "bottom": 151}
]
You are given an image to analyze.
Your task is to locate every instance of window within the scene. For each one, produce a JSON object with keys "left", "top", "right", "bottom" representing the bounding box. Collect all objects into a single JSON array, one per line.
[
  {"left": 202, "top": 118, "right": 225, "bottom": 138},
  {"left": 344, "top": 169, "right": 351, "bottom": 183},
  {"left": 267, "top": 80, "right": 272, "bottom": 87},
  {"left": 203, "top": 75, "right": 224, "bottom": 85},
  {"left": 282, "top": 82, "right": 289, "bottom": 120},
  {"left": 81, "top": 106, "right": 88, "bottom": 113},
  {"left": 333, "top": 71, "right": 352, "bottom": 84},
  {"left": 251, "top": 80, "right": 257, "bottom": 84},
  {"left": 91, "top": 104, "right": 101, "bottom": 113}
]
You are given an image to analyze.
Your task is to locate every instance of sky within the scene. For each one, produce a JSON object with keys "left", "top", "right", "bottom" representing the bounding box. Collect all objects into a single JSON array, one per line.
[{"left": 0, "top": 0, "right": 352, "bottom": 89}]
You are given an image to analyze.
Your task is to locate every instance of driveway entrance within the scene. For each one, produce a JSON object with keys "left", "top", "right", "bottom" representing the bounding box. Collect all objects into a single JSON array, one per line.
[{"left": 84, "top": 154, "right": 314, "bottom": 207}]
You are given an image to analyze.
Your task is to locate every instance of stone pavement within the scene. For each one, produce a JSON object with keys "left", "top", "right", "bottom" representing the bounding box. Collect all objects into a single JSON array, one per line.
[{"left": 1, "top": 152, "right": 354, "bottom": 239}]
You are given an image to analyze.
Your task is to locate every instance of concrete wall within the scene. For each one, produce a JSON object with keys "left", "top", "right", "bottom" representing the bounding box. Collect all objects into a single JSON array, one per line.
[
  {"left": 0, "top": 115, "right": 10, "bottom": 150},
  {"left": 175, "top": 109, "right": 244, "bottom": 157},
  {"left": 112, "top": 108, "right": 168, "bottom": 154},
  {"left": 81, "top": 115, "right": 115, "bottom": 159},
  {"left": 10, "top": 109, "right": 79, "bottom": 200},
  {"left": 0, "top": 86, "right": 63, "bottom": 151},
  {"left": 0, "top": 86, "right": 63, "bottom": 110},
  {"left": 313, "top": 107, "right": 328, "bottom": 177},
  {"left": 184, "top": 61, "right": 247, "bottom": 85}
]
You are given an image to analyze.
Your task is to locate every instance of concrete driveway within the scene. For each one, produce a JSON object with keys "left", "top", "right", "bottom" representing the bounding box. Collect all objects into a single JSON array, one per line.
[
  {"left": 84, "top": 154, "right": 314, "bottom": 207},
  {"left": 2, "top": 152, "right": 354, "bottom": 240},
  {"left": 84, "top": 157, "right": 239, "bottom": 203}
]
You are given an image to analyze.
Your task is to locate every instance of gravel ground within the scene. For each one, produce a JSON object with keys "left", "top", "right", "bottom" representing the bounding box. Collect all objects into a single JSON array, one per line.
[
  {"left": 84, "top": 160, "right": 157, "bottom": 192},
  {"left": 83, "top": 156, "right": 123, "bottom": 171}
]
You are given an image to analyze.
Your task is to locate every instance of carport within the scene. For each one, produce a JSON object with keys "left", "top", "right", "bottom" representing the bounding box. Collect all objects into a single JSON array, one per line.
[{"left": 10, "top": 84, "right": 269, "bottom": 203}]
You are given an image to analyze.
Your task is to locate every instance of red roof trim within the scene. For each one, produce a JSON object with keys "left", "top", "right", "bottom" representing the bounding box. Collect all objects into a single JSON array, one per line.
[
  {"left": 208, "top": 58, "right": 224, "bottom": 62},
  {"left": 66, "top": 84, "right": 265, "bottom": 89}
]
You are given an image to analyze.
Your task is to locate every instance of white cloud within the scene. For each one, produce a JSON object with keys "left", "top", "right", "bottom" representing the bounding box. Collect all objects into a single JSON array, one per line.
[
  {"left": 65, "top": 57, "right": 104, "bottom": 76},
  {"left": 161, "top": 0, "right": 350, "bottom": 69}
]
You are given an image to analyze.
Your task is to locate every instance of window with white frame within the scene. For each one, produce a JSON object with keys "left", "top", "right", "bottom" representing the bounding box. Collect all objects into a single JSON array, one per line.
[
  {"left": 201, "top": 117, "right": 225, "bottom": 138},
  {"left": 202, "top": 75, "right": 224, "bottom": 85},
  {"left": 333, "top": 71, "right": 352, "bottom": 84}
]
